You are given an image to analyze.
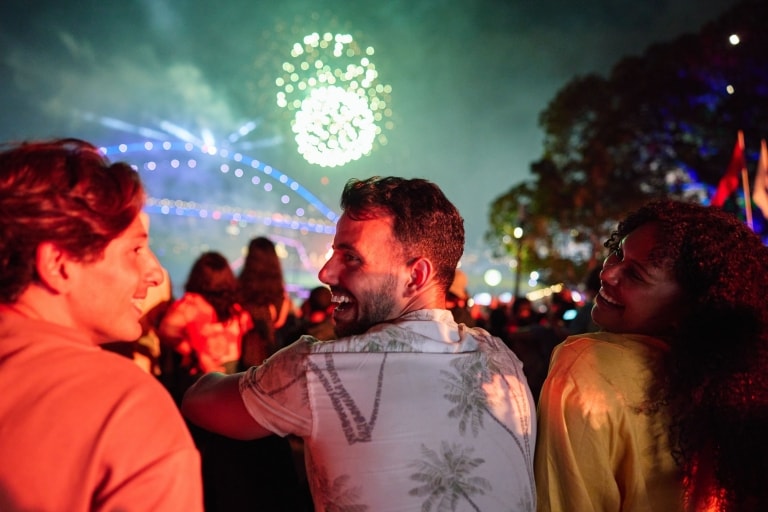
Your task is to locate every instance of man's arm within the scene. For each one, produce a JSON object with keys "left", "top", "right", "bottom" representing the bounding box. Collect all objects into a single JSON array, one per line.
[{"left": 181, "top": 372, "right": 273, "bottom": 440}]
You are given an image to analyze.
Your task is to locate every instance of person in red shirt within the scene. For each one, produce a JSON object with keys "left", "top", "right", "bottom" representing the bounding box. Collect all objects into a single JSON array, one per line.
[{"left": 0, "top": 139, "right": 203, "bottom": 511}]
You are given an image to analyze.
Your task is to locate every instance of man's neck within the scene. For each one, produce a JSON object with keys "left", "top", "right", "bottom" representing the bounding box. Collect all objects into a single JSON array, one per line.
[{"left": 4, "top": 285, "right": 78, "bottom": 332}]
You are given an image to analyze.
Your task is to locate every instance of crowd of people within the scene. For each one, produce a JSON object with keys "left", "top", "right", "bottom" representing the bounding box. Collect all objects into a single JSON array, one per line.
[{"left": 1, "top": 138, "right": 767, "bottom": 511}]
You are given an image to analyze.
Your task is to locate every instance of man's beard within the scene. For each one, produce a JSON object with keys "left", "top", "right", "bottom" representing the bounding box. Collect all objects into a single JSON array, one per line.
[{"left": 334, "top": 275, "right": 397, "bottom": 338}]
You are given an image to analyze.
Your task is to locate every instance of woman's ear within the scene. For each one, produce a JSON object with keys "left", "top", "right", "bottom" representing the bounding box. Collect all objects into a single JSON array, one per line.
[{"left": 35, "top": 242, "right": 70, "bottom": 294}]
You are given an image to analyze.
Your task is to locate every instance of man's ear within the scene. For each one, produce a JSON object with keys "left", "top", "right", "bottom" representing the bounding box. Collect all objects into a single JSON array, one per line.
[
  {"left": 406, "top": 257, "right": 433, "bottom": 294},
  {"left": 35, "top": 242, "right": 71, "bottom": 294}
]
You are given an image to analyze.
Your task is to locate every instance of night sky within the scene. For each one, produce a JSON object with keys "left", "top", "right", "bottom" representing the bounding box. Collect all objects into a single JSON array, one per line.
[{"left": 0, "top": 0, "right": 743, "bottom": 294}]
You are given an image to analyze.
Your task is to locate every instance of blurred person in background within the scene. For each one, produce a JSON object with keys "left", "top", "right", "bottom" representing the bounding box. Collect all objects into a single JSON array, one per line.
[
  {"left": 505, "top": 296, "right": 565, "bottom": 405},
  {"left": 446, "top": 268, "right": 476, "bottom": 327},
  {"left": 290, "top": 285, "right": 337, "bottom": 341},
  {"left": 238, "top": 236, "right": 299, "bottom": 348},
  {"left": 160, "top": 250, "right": 305, "bottom": 511},
  {"left": 159, "top": 251, "right": 252, "bottom": 397},
  {"left": 568, "top": 265, "right": 602, "bottom": 335}
]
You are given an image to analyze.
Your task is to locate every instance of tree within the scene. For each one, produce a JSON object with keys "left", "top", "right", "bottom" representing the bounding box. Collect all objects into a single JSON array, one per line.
[{"left": 487, "top": 0, "right": 768, "bottom": 287}]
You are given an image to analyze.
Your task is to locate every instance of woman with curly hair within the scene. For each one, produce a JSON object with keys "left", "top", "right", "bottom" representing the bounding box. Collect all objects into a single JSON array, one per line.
[{"left": 535, "top": 199, "right": 768, "bottom": 512}]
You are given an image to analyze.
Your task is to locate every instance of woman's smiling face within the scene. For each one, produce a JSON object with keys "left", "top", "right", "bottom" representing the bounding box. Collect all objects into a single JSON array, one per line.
[{"left": 592, "top": 222, "right": 687, "bottom": 338}]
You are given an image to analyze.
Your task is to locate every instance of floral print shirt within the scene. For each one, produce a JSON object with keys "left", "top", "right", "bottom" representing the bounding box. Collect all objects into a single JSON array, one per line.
[{"left": 240, "top": 309, "right": 536, "bottom": 511}]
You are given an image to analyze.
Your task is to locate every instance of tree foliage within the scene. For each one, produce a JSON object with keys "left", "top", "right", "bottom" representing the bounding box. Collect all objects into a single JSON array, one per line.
[{"left": 487, "top": 0, "right": 768, "bottom": 287}]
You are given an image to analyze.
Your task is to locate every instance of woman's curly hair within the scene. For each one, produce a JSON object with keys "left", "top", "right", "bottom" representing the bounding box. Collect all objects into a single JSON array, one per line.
[{"left": 606, "top": 199, "right": 768, "bottom": 511}]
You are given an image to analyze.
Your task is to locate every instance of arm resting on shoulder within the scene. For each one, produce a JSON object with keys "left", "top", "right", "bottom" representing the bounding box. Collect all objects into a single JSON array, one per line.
[{"left": 181, "top": 372, "right": 273, "bottom": 440}]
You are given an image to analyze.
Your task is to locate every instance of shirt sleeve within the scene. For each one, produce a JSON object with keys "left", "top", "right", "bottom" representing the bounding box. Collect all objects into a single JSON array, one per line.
[{"left": 239, "top": 339, "right": 313, "bottom": 437}]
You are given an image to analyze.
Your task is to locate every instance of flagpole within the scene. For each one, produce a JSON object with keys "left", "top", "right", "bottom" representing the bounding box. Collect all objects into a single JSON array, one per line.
[
  {"left": 742, "top": 164, "right": 753, "bottom": 230},
  {"left": 753, "top": 139, "right": 768, "bottom": 221},
  {"left": 736, "top": 130, "right": 753, "bottom": 230}
]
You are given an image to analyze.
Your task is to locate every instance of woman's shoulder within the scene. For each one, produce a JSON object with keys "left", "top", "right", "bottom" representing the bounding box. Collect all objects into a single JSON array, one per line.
[
  {"left": 542, "top": 332, "right": 666, "bottom": 412},
  {"left": 552, "top": 331, "right": 666, "bottom": 379},
  {"left": 561, "top": 331, "right": 667, "bottom": 353}
]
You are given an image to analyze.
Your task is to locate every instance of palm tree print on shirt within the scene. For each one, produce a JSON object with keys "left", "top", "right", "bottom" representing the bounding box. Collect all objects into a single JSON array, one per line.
[
  {"left": 440, "top": 350, "right": 536, "bottom": 500},
  {"left": 307, "top": 352, "right": 387, "bottom": 444},
  {"left": 307, "top": 450, "right": 369, "bottom": 512},
  {"left": 409, "top": 441, "right": 491, "bottom": 512}
]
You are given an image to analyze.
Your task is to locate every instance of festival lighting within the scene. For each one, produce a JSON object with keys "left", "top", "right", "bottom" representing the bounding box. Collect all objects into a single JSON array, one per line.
[
  {"left": 526, "top": 284, "right": 564, "bottom": 302},
  {"left": 100, "top": 140, "right": 339, "bottom": 224},
  {"left": 513, "top": 227, "right": 524, "bottom": 298},
  {"left": 484, "top": 269, "right": 503, "bottom": 287},
  {"left": 96, "top": 138, "right": 339, "bottom": 295},
  {"left": 275, "top": 31, "right": 393, "bottom": 167}
]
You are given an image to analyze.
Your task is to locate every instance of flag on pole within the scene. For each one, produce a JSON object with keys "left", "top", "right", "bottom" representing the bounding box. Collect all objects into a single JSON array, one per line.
[
  {"left": 753, "top": 139, "right": 768, "bottom": 219},
  {"left": 711, "top": 130, "right": 746, "bottom": 207}
]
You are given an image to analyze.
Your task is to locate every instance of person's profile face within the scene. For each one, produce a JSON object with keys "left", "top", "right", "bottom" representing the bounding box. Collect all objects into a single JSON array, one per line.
[
  {"left": 65, "top": 214, "right": 164, "bottom": 343},
  {"left": 318, "top": 213, "right": 410, "bottom": 337},
  {"left": 592, "top": 222, "right": 686, "bottom": 337}
]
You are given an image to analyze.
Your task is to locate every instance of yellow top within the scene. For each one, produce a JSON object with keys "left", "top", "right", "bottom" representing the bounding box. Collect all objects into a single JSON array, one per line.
[{"left": 535, "top": 332, "right": 683, "bottom": 512}]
